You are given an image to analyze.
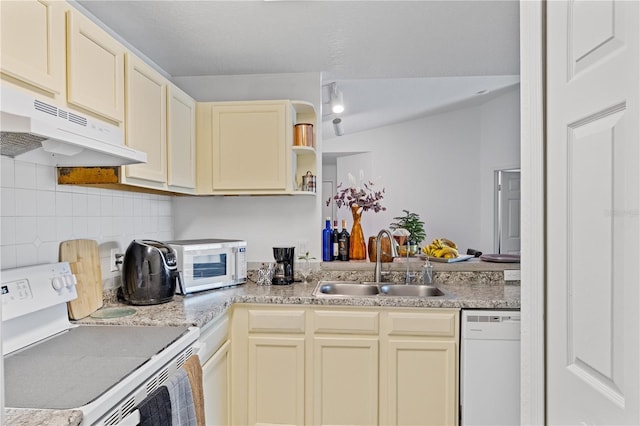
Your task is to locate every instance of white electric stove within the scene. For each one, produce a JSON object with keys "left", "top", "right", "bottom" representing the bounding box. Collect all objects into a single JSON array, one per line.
[{"left": 2, "top": 262, "right": 199, "bottom": 426}]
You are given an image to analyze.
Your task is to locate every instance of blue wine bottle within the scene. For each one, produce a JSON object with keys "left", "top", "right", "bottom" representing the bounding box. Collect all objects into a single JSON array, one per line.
[{"left": 322, "top": 217, "right": 332, "bottom": 261}]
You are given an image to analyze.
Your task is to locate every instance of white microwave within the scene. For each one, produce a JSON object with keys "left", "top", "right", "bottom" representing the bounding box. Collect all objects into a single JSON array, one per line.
[{"left": 166, "top": 239, "right": 247, "bottom": 294}]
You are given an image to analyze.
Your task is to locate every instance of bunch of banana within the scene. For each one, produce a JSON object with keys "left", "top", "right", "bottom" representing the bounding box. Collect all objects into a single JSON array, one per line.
[{"left": 422, "top": 238, "right": 459, "bottom": 259}]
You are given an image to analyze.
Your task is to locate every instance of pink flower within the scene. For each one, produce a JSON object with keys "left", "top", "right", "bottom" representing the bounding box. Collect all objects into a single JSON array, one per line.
[{"left": 326, "top": 173, "right": 386, "bottom": 213}]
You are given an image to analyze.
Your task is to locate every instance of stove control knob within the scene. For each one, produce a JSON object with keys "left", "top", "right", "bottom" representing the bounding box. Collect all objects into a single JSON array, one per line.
[
  {"left": 52, "top": 277, "right": 64, "bottom": 291},
  {"left": 64, "top": 274, "right": 77, "bottom": 288}
]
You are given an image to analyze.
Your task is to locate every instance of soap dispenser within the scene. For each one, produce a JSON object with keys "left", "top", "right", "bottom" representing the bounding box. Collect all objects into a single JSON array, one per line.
[{"left": 422, "top": 259, "right": 433, "bottom": 284}]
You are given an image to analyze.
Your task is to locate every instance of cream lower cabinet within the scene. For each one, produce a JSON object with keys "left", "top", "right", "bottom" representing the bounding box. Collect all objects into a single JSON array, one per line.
[
  {"left": 380, "top": 310, "right": 459, "bottom": 426},
  {"left": 231, "top": 306, "right": 307, "bottom": 426},
  {"left": 231, "top": 304, "right": 459, "bottom": 426},
  {"left": 312, "top": 309, "right": 380, "bottom": 425}
]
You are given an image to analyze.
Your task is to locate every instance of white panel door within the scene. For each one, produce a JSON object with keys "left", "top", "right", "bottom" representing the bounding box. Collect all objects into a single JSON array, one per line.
[
  {"left": 547, "top": 1, "right": 639, "bottom": 424},
  {"left": 498, "top": 170, "right": 521, "bottom": 254}
]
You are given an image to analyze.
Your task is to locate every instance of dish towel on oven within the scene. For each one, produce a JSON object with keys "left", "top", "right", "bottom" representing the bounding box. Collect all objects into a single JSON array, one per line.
[
  {"left": 165, "top": 369, "right": 197, "bottom": 426},
  {"left": 137, "top": 385, "right": 172, "bottom": 426},
  {"left": 183, "top": 354, "right": 205, "bottom": 426}
]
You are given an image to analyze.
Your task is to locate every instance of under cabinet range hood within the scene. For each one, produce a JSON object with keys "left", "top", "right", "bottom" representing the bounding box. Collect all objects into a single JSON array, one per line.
[{"left": 0, "top": 84, "right": 147, "bottom": 166}]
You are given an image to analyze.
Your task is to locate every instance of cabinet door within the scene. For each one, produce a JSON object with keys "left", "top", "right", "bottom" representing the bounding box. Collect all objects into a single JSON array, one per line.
[
  {"left": 66, "top": 9, "right": 124, "bottom": 122},
  {"left": 202, "top": 340, "right": 230, "bottom": 426},
  {"left": 211, "top": 102, "right": 288, "bottom": 191},
  {"left": 385, "top": 339, "right": 457, "bottom": 426},
  {"left": 313, "top": 337, "right": 379, "bottom": 425},
  {"left": 123, "top": 54, "right": 167, "bottom": 183},
  {"left": 167, "top": 84, "right": 196, "bottom": 189},
  {"left": 247, "top": 336, "right": 305, "bottom": 426},
  {"left": 0, "top": 0, "right": 65, "bottom": 94}
]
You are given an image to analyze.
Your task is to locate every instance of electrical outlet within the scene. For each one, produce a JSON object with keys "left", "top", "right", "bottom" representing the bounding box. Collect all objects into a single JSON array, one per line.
[
  {"left": 110, "top": 249, "right": 120, "bottom": 272},
  {"left": 504, "top": 269, "right": 521, "bottom": 281}
]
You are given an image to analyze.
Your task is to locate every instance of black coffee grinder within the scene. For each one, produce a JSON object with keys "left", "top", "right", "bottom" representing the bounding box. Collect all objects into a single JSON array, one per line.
[{"left": 272, "top": 246, "right": 295, "bottom": 285}]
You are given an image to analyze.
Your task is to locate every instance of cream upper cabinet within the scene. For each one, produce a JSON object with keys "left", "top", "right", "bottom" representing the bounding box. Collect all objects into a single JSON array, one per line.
[
  {"left": 380, "top": 310, "right": 459, "bottom": 426},
  {"left": 213, "top": 101, "right": 289, "bottom": 192},
  {"left": 197, "top": 100, "right": 317, "bottom": 195},
  {"left": 66, "top": 8, "right": 124, "bottom": 123},
  {"left": 122, "top": 53, "right": 167, "bottom": 184},
  {"left": 167, "top": 84, "right": 196, "bottom": 190},
  {"left": 0, "top": 0, "right": 65, "bottom": 95}
]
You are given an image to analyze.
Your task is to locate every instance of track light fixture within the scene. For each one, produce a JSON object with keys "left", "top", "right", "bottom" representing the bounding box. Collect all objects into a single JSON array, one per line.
[
  {"left": 332, "top": 117, "right": 344, "bottom": 136},
  {"left": 330, "top": 82, "right": 344, "bottom": 114}
]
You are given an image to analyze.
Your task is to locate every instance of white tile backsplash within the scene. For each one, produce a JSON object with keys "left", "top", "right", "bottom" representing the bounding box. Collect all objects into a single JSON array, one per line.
[
  {"left": 1, "top": 245, "right": 17, "bottom": 269},
  {"left": 100, "top": 194, "right": 113, "bottom": 216},
  {"left": 55, "top": 191, "right": 73, "bottom": 216},
  {"left": 0, "top": 158, "right": 174, "bottom": 276},
  {"left": 1, "top": 188, "right": 16, "bottom": 216},
  {"left": 15, "top": 217, "right": 37, "bottom": 244},
  {"left": 87, "top": 194, "right": 101, "bottom": 216},
  {"left": 1, "top": 157, "right": 15, "bottom": 187},
  {"left": 37, "top": 217, "right": 57, "bottom": 242},
  {"left": 56, "top": 216, "right": 74, "bottom": 241},
  {"left": 37, "top": 190, "right": 56, "bottom": 216},
  {"left": 72, "top": 192, "right": 88, "bottom": 216},
  {"left": 36, "top": 164, "right": 56, "bottom": 191},
  {"left": 14, "top": 161, "right": 37, "bottom": 189},
  {"left": 15, "top": 243, "right": 38, "bottom": 267},
  {"left": 1, "top": 217, "right": 16, "bottom": 245},
  {"left": 15, "top": 188, "right": 38, "bottom": 216}
]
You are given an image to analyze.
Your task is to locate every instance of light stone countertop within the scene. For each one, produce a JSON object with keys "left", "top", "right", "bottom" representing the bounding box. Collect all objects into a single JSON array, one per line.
[
  {"left": 7, "top": 274, "right": 519, "bottom": 425},
  {"left": 75, "top": 279, "right": 520, "bottom": 328},
  {"left": 5, "top": 409, "right": 83, "bottom": 426}
]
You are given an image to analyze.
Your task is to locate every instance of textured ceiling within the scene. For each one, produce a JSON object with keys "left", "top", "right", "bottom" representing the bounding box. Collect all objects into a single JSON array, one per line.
[{"left": 76, "top": 0, "right": 520, "bottom": 137}]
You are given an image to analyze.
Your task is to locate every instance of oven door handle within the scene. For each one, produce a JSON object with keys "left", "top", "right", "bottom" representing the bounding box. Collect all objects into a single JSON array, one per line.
[{"left": 120, "top": 409, "right": 140, "bottom": 426}]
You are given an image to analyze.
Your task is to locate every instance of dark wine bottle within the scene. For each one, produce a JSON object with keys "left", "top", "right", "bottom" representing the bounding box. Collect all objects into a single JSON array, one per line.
[
  {"left": 331, "top": 220, "right": 340, "bottom": 261},
  {"left": 322, "top": 217, "right": 332, "bottom": 261},
  {"left": 338, "top": 219, "right": 350, "bottom": 261}
]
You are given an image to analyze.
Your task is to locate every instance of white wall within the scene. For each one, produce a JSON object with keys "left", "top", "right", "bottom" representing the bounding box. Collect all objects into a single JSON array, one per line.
[
  {"left": 0, "top": 157, "right": 174, "bottom": 288},
  {"left": 323, "top": 85, "right": 520, "bottom": 253},
  {"left": 172, "top": 73, "right": 323, "bottom": 262},
  {"left": 478, "top": 87, "right": 522, "bottom": 250}
]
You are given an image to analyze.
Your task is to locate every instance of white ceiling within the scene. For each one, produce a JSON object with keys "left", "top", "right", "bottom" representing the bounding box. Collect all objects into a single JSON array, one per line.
[{"left": 75, "top": 0, "right": 520, "bottom": 138}]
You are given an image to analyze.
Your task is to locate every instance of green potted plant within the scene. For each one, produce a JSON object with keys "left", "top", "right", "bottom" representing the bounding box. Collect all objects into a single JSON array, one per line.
[{"left": 390, "top": 210, "right": 426, "bottom": 255}]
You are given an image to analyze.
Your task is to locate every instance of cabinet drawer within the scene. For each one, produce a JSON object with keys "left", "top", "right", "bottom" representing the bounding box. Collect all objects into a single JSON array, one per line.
[
  {"left": 387, "top": 311, "right": 457, "bottom": 337},
  {"left": 313, "top": 310, "right": 379, "bottom": 334},
  {"left": 248, "top": 309, "right": 305, "bottom": 334}
]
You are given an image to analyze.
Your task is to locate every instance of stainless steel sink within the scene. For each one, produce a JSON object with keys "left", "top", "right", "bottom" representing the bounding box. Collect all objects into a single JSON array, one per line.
[
  {"left": 315, "top": 282, "right": 380, "bottom": 296},
  {"left": 313, "top": 281, "right": 445, "bottom": 298},
  {"left": 379, "top": 284, "right": 444, "bottom": 297}
]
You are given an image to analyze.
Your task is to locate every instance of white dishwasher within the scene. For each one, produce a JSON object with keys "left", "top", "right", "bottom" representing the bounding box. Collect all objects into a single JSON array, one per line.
[{"left": 460, "top": 310, "right": 520, "bottom": 426}]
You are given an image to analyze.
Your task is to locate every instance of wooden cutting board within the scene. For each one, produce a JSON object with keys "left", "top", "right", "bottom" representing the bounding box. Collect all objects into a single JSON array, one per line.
[{"left": 59, "top": 239, "right": 103, "bottom": 319}]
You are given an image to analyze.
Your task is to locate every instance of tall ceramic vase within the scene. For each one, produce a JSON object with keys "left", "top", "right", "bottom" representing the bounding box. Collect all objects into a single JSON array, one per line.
[{"left": 349, "top": 205, "right": 367, "bottom": 260}]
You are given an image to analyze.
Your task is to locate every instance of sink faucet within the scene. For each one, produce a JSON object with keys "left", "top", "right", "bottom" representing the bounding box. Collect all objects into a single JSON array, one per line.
[{"left": 374, "top": 229, "right": 398, "bottom": 283}]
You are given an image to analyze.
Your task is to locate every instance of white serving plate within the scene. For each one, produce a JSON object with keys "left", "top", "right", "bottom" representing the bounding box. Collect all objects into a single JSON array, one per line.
[{"left": 420, "top": 254, "right": 474, "bottom": 263}]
